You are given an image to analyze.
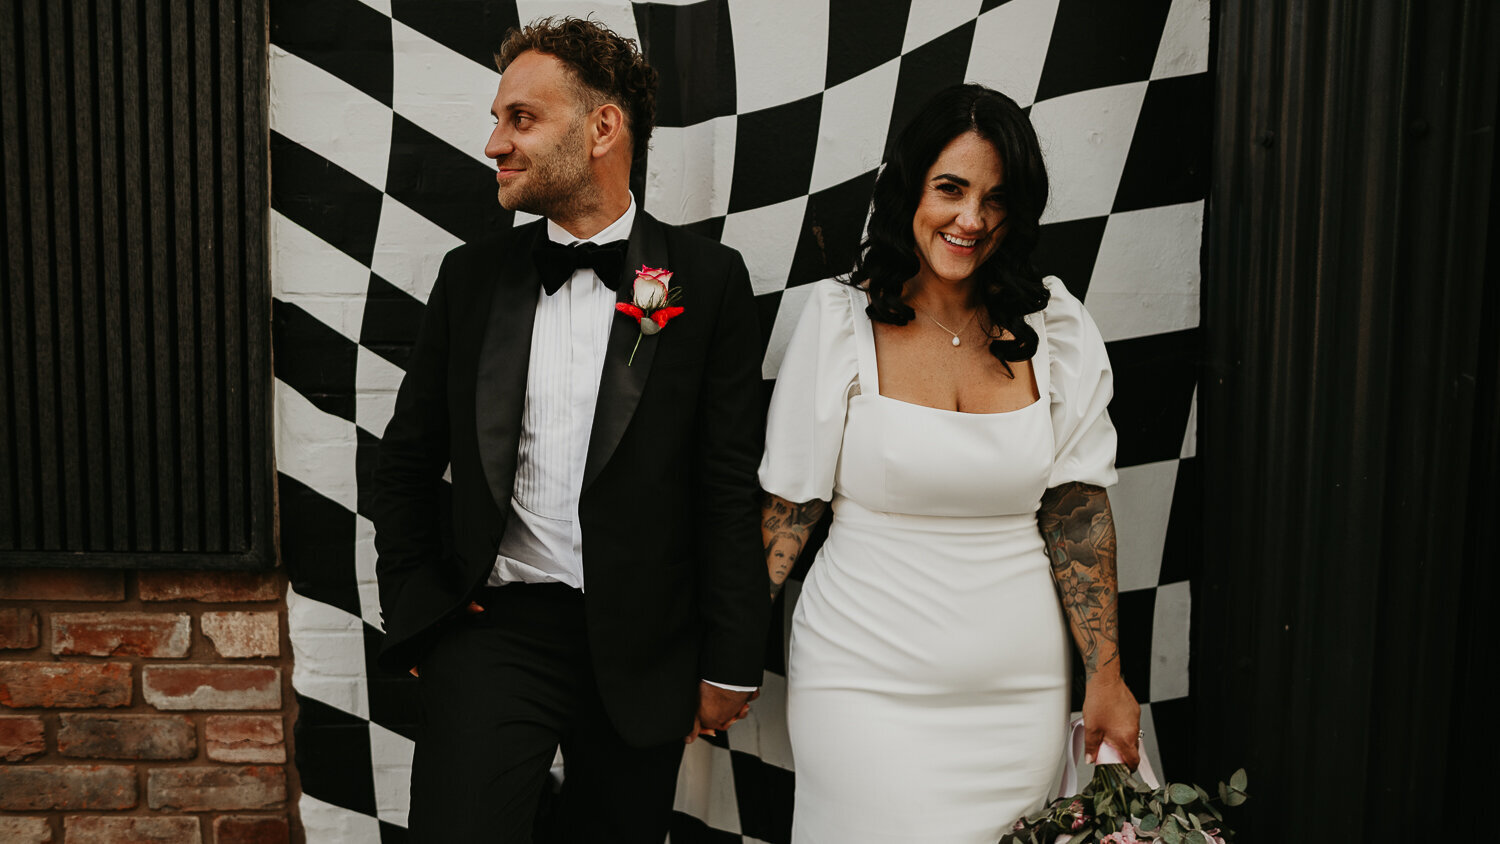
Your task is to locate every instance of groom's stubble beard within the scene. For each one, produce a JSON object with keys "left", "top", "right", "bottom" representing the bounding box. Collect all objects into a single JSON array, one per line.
[{"left": 495, "top": 115, "right": 598, "bottom": 223}]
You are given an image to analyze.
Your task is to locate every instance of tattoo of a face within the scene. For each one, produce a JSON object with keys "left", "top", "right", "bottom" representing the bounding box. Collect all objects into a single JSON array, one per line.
[
  {"left": 762, "top": 494, "right": 826, "bottom": 600},
  {"left": 1038, "top": 482, "right": 1120, "bottom": 680}
]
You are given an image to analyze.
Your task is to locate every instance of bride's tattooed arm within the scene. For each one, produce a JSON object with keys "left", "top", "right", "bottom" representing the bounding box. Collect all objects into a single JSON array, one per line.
[
  {"left": 762, "top": 493, "right": 827, "bottom": 601},
  {"left": 1038, "top": 482, "right": 1120, "bottom": 681},
  {"left": 1040, "top": 481, "right": 1140, "bottom": 767}
]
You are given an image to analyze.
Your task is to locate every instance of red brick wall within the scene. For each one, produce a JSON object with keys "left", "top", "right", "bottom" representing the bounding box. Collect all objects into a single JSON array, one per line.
[{"left": 0, "top": 569, "right": 300, "bottom": 844}]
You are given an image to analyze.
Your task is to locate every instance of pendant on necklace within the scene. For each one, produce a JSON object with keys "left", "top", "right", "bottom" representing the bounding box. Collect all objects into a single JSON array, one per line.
[{"left": 951, "top": 335, "right": 961, "bottom": 347}]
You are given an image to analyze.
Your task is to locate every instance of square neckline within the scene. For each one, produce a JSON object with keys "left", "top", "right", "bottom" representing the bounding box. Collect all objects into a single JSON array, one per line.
[{"left": 848, "top": 285, "right": 1046, "bottom": 417}]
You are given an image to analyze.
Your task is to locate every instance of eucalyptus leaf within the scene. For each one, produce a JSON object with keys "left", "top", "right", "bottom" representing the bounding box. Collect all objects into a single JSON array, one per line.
[
  {"left": 1139, "top": 814, "right": 1161, "bottom": 832},
  {"left": 1230, "top": 769, "right": 1247, "bottom": 792},
  {"left": 1162, "top": 819, "right": 1184, "bottom": 844},
  {"left": 1225, "top": 791, "right": 1246, "bottom": 807},
  {"left": 1168, "top": 783, "right": 1198, "bottom": 804}
]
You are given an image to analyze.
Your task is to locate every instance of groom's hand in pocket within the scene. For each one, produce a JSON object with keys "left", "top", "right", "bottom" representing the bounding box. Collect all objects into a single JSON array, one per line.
[{"left": 408, "top": 601, "right": 485, "bottom": 678}]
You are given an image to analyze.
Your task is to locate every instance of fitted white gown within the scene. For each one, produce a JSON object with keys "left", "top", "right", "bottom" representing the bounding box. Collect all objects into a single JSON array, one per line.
[{"left": 759, "top": 278, "right": 1118, "bottom": 843}]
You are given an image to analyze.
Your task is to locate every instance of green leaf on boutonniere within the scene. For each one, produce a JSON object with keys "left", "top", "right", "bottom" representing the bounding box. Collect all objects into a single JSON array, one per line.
[{"left": 1168, "top": 783, "right": 1197, "bottom": 804}]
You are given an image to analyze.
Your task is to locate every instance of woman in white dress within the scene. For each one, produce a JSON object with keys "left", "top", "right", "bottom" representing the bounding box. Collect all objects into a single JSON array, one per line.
[{"left": 759, "top": 84, "right": 1142, "bottom": 842}]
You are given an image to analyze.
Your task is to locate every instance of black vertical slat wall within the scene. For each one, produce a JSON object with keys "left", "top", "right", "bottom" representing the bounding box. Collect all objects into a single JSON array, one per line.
[
  {"left": 0, "top": 0, "right": 271, "bottom": 568},
  {"left": 1196, "top": 0, "right": 1498, "bottom": 835}
]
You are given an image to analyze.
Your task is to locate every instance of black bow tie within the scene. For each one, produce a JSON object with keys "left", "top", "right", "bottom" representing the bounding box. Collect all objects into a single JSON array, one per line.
[{"left": 533, "top": 239, "right": 629, "bottom": 295}]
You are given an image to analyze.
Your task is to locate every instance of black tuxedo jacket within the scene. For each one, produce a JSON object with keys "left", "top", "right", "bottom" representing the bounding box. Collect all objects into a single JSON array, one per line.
[{"left": 371, "top": 212, "right": 770, "bottom": 747}]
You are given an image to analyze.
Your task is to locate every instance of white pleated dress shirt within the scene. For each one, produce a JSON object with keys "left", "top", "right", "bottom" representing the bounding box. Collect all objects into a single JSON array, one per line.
[
  {"left": 487, "top": 198, "right": 636, "bottom": 590},
  {"left": 484, "top": 196, "right": 755, "bottom": 694}
]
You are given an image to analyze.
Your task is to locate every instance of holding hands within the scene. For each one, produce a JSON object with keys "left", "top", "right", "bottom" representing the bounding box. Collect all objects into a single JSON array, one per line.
[{"left": 686, "top": 682, "right": 758, "bottom": 743}]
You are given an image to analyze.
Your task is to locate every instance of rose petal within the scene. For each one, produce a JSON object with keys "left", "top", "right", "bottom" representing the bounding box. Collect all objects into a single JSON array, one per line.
[
  {"left": 635, "top": 265, "right": 673, "bottom": 289},
  {"left": 632, "top": 276, "right": 667, "bottom": 310}
]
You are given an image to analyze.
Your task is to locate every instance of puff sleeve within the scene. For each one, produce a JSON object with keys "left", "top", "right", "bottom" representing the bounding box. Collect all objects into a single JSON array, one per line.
[
  {"left": 1043, "top": 276, "right": 1119, "bottom": 490},
  {"left": 757, "top": 281, "right": 860, "bottom": 504}
]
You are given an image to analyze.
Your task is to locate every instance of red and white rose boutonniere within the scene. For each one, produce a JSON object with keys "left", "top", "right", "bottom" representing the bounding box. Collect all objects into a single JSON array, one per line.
[{"left": 615, "top": 265, "right": 684, "bottom": 364}]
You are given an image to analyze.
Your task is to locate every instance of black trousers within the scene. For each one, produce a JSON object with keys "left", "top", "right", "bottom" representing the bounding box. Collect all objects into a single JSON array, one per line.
[{"left": 406, "top": 583, "right": 685, "bottom": 843}]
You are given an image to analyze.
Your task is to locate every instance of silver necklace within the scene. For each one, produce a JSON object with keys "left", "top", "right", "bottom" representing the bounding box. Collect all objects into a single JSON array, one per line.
[{"left": 917, "top": 306, "right": 979, "bottom": 347}]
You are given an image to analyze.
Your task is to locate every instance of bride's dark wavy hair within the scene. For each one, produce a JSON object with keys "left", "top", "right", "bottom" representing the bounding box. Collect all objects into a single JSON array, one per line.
[{"left": 849, "top": 83, "right": 1050, "bottom": 366}]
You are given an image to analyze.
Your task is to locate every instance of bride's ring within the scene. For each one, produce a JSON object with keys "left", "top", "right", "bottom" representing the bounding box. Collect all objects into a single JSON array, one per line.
[{"left": 1137, "top": 730, "right": 1145, "bottom": 740}]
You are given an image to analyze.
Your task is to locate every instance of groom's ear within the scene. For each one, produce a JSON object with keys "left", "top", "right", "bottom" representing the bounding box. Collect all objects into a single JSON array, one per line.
[{"left": 589, "top": 103, "right": 628, "bottom": 160}]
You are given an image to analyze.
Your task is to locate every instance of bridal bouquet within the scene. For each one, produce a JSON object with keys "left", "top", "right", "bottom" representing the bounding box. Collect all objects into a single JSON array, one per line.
[{"left": 999, "top": 764, "right": 1248, "bottom": 844}]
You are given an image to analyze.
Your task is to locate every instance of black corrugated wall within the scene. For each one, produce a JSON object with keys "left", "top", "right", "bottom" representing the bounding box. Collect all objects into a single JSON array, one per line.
[
  {"left": 0, "top": 0, "right": 271, "bottom": 568},
  {"left": 1198, "top": 1, "right": 1498, "bottom": 835}
]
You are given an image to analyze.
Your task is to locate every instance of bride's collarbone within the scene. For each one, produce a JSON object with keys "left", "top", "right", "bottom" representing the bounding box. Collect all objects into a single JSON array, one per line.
[{"left": 872, "top": 325, "right": 1039, "bottom": 414}]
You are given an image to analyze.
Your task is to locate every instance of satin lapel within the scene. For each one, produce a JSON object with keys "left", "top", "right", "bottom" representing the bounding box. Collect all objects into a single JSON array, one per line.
[
  {"left": 582, "top": 212, "right": 670, "bottom": 491},
  {"left": 476, "top": 221, "right": 545, "bottom": 511}
]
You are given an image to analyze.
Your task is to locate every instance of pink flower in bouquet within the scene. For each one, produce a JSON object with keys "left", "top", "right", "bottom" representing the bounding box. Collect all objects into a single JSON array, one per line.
[
  {"left": 1100, "top": 823, "right": 1141, "bottom": 843},
  {"left": 1070, "top": 807, "right": 1087, "bottom": 830}
]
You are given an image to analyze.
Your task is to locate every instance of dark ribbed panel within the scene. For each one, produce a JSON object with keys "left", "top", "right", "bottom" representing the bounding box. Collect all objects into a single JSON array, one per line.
[
  {"left": 1197, "top": 0, "right": 1499, "bottom": 836},
  {"left": 0, "top": 0, "right": 270, "bottom": 567}
]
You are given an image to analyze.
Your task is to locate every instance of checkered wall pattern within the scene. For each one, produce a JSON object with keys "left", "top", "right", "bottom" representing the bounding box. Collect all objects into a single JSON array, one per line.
[{"left": 268, "top": 0, "right": 1209, "bottom": 840}]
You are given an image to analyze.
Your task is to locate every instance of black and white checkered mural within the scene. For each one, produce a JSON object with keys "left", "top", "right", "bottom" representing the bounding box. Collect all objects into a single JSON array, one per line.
[{"left": 269, "top": 0, "right": 1209, "bottom": 839}]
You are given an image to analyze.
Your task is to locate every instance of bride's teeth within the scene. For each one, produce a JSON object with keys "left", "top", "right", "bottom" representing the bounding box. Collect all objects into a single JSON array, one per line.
[{"left": 942, "top": 233, "right": 976, "bottom": 247}]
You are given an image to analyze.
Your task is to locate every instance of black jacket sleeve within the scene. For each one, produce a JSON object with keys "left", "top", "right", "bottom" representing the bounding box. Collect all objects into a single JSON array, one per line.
[
  {"left": 693, "top": 253, "right": 772, "bottom": 687},
  {"left": 371, "top": 252, "right": 455, "bottom": 623}
]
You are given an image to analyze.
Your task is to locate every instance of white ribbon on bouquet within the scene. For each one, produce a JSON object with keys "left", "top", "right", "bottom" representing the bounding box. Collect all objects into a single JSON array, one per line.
[{"left": 1056, "top": 715, "right": 1161, "bottom": 799}]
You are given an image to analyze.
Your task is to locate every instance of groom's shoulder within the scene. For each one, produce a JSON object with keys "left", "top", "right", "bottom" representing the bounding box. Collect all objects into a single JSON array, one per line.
[
  {"left": 653, "top": 217, "right": 746, "bottom": 273},
  {"left": 443, "top": 219, "right": 542, "bottom": 267}
]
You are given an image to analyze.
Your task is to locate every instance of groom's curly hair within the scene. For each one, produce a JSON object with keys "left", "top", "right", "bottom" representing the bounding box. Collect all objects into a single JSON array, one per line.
[{"left": 496, "top": 17, "right": 659, "bottom": 163}]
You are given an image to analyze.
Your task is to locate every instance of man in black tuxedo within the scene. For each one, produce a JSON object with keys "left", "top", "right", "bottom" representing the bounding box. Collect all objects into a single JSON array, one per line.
[{"left": 371, "top": 17, "right": 769, "bottom": 842}]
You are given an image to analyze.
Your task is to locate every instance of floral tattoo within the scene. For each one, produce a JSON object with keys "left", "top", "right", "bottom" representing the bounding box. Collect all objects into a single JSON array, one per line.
[{"left": 1037, "top": 482, "right": 1120, "bottom": 681}]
